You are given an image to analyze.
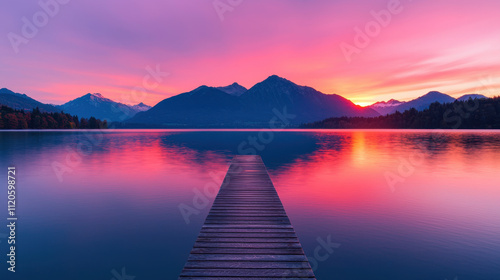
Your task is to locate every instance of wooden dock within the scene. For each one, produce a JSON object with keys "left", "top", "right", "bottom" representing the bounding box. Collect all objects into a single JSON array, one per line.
[{"left": 178, "top": 155, "right": 316, "bottom": 279}]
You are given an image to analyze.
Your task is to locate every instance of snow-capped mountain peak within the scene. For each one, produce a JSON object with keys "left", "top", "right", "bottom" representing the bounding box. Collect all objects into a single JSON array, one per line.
[
  {"left": 371, "top": 99, "right": 404, "bottom": 108},
  {"left": 131, "top": 102, "right": 152, "bottom": 112},
  {"left": 59, "top": 93, "right": 151, "bottom": 121}
]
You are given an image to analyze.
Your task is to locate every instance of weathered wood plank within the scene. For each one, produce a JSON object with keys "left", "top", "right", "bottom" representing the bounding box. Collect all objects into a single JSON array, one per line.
[
  {"left": 193, "top": 242, "right": 302, "bottom": 249},
  {"left": 180, "top": 268, "right": 315, "bottom": 277},
  {"left": 203, "top": 221, "right": 292, "bottom": 225},
  {"left": 197, "top": 232, "right": 298, "bottom": 238},
  {"left": 178, "top": 155, "right": 315, "bottom": 279},
  {"left": 196, "top": 237, "right": 300, "bottom": 243},
  {"left": 187, "top": 254, "right": 309, "bottom": 262},
  {"left": 200, "top": 228, "right": 296, "bottom": 234},
  {"left": 183, "top": 260, "right": 312, "bottom": 269},
  {"left": 208, "top": 210, "right": 288, "bottom": 213},
  {"left": 204, "top": 217, "right": 291, "bottom": 221},
  {"left": 201, "top": 224, "right": 294, "bottom": 228}
]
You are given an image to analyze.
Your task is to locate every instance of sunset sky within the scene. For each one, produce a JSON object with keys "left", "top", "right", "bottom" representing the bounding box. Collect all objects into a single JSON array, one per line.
[{"left": 1, "top": 0, "right": 500, "bottom": 106}]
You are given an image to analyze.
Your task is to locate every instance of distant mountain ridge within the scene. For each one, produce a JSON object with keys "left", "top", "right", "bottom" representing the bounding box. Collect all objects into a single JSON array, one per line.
[
  {"left": 1, "top": 81, "right": 494, "bottom": 128},
  {"left": 126, "top": 75, "right": 380, "bottom": 127},
  {"left": 371, "top": 99, "right": 403, "bottom": 108},
  {"left": 304, "top": 96, "right": 500, "bottom": 129},
  {"left": 0, "top": 88, "right": 59, "bottom": 113},
  {"left": 131, "top": 102, "right": 152, "bottom": 112},
  {"left": 457, "top": 94, "right": 487, "bottom": 101},
  {"left": 58, "top": 93, "right": 151, "bottom": 122},
  {"left": 0, "top": 88, "right": 151, "bottom": 121},
  {"left": 369, "top": 91, "right": 457, "bottom": 115}
]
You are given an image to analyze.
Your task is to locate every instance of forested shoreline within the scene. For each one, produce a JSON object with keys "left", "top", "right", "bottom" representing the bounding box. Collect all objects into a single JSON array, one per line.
[
  {"left": 0, "top": 105, "right": 107, "bottom": 129},
  {"left": 302, "top": 97, "right": 500, "bottom": 129}
]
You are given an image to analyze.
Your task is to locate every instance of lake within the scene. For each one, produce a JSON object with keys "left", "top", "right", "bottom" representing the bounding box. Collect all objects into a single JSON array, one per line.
[{"left": 0, "top": 129, "right": 499, "bottom": 280}]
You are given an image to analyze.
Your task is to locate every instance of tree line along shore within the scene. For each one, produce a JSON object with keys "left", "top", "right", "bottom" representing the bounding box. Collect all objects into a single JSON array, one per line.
[
  {"left": 0, "top": 106, "right": 107, "bottom": 129},
  {"left": 302, "top": 97, "right": 500, "bottom": 129}
]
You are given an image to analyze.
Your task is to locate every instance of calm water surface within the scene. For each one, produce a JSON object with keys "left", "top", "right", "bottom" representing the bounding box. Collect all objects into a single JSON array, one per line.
[{"left": 0, "top": 129, "right": 499, "bottom": 280}]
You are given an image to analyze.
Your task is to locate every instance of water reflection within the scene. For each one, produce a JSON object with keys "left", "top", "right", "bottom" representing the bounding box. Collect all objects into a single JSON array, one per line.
[{"left": 0, "top": 129, "right": 499, "bottom": 280}]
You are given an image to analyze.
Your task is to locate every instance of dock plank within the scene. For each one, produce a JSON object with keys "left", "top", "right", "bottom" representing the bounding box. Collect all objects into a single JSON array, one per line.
[{"left": 178, "top": 155, "right": 316, "bottom": 279}]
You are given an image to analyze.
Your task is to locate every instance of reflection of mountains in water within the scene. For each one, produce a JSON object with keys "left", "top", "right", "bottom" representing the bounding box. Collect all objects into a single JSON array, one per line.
[
  {"left": 3, "top": 130, "right": 500, "bottom": 175},
  {"left": 158, "top": 131, "right": 500, "bottom": 169},
  {"left": 158, "top": 131, "right": 325, "bottom": 169}
]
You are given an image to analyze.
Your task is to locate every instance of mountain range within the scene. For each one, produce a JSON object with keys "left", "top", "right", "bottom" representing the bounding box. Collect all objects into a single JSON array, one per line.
[
  {"left": 0, "top": 88, "right": 151, "bottom": 122},
  {"left": 0, "top": 88, "right": 59, "bottom": 113},
  {"left": 368, "top": 92, "right": 487, "bottom": 115},
  {"left": 369, "top": 91, "right": 455, "bottom": 115},
  {"left": 0, "top": 76, "right": 491, "bottom": 127},
  {"left": 126, "top": 75, "right": 379, "bottom": 127},
  {"left": 457, "top": 94, "right": 487, "bottom": 101},
  {"left": 56, "top": 93, "right": 151, "bottom": 122}
]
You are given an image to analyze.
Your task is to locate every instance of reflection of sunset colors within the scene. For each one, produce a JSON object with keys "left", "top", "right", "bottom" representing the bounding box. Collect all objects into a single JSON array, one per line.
[
  {"left": 2, "top": 130, "right": 500, "bottom": 278},
  {"left": 265, "top": 130, "right": 500, "bottom": 279},
  {"left": 2, "top": 0, "right": 500, "bottom": 106},
  {"left": 272, "top": 130, "right": 500, "bottom": 206},
  {"left": 42, "top": 129, "right": 500, "bottom": 227}
]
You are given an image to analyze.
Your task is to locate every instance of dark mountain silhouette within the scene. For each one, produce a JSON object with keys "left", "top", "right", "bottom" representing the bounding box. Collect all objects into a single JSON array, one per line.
[
  {"left": 397, "top": 91, "right": 456, "bottom": 111},
  {"left": 216, "top": 82, "right": 247, "bottom": 96},
  {"left": 369, "top": 91, "right": 455, "bottom": 115},
  {"left": 4, "top": 83, "right": 487, "bottom": 129},
  {"left": 58, "top": 93, "right": 151, "bottom": 122},
  {"left": 370, "top": 99, "right": 404, "bottom": 115},
  {"left": 0, "top": 88, "right": 59, "bottom": 113},
  {"left": 241, "top": 75, "right": 378, "bottom": 123},
  {"left": 127, "top": 85, "right": 244, "bottom": 126},
  {"left": 457, "top": 94, "right": 487, "bottom": 101},
  {"left": 126, "top": 75, "right": 379, "bottom": 127},
  {"left": 303, "top": 97, "right": 500, "bottom": 129}
]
